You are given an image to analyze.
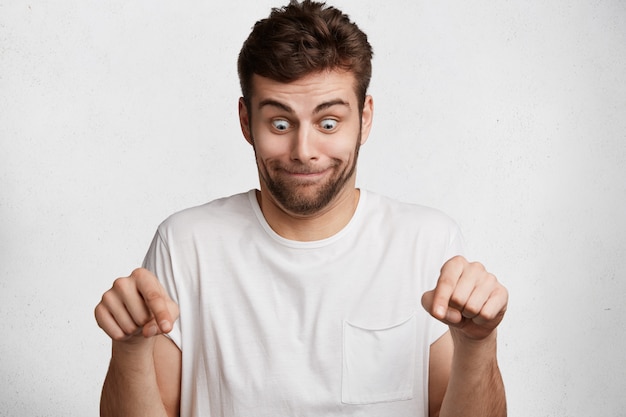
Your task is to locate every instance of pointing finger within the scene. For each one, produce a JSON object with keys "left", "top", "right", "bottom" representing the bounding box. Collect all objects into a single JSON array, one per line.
[
  {"left": 430, "top": 256, "right": 466, "bottom": 319},
  {"left": 131, "top": 268, "right": 174, "bottom": 334}
]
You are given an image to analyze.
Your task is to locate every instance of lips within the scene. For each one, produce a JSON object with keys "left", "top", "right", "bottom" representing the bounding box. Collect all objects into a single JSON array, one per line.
[
  {"left": 284, "top": 168, "right": 326, "bottom": 175},
  {"left": 272, "top": 163, "right": 329, "bottom": 176}
]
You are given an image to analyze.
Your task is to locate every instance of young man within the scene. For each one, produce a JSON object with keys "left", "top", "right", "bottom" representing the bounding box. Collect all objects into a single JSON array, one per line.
[{"left": 95, "top": 1, "right": 508, "bottom": 416}]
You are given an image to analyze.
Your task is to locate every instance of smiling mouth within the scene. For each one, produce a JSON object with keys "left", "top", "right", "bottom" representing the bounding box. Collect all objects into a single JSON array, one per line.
[
  {"left": 273, "top": 168, "right": 329, "bottom": 186},
  {"left": 277, "top": 165, "right": 330, "bottom": 175},
  {"left": 284, "top": 173, "right": 326, "bottom": 186},
  {"left": 286, "top": 169, "right": 325, "bottom": 176}
]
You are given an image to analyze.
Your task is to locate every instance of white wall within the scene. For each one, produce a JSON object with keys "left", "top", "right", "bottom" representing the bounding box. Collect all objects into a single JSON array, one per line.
[{"left": 1, "top": 1, "right": 624, "bottom": 415}]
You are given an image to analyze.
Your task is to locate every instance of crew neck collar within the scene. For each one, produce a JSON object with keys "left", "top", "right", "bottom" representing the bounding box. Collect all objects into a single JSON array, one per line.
[{"left": 247, "top": 189, "right": 367, "bottom": 249}]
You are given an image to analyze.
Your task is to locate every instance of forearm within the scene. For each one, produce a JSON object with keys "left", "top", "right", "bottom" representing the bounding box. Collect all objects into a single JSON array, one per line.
[
  {"left": 439, "top": 331, "right": 506, "bottom": 417},
  {"left": 100, "top": 341, "right": 169, "bottom": 417}
]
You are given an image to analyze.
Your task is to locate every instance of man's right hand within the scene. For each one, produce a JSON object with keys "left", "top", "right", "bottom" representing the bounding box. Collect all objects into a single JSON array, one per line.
[{"left": 95, "top": 268, "right": 179, "bottom": 343}]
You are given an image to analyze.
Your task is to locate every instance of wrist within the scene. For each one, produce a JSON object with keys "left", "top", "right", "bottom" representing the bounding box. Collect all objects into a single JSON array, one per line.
[
  {"left": 111, "top": 335, "right": 157, "bottom": 358},
  {"left": 450, "top": 328, "right": 498, "bottom": 366},
  {"left": 109, "top": 338, "right": 158, "bottom": 380}
]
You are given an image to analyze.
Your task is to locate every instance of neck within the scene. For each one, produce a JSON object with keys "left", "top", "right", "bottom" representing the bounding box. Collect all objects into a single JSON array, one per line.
[{"left": 256, "top": 185, "right": 360, "bottom": 242}]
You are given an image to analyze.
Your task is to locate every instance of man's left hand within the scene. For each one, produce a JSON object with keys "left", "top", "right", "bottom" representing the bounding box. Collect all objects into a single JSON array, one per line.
[{"left": 421, "top": 256, "right": 508, "bottom": 341}]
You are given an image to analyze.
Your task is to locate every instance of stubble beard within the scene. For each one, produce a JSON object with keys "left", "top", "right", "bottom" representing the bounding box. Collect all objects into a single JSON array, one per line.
[{"left": 254, "top": 136, "right": 361, "bottom": 217}]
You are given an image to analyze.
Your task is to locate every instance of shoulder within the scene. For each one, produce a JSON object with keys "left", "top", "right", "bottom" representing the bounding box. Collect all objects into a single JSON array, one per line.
[
  {"left": 360, "top": 190, "right": 466, "bottom": 261},
  {"left": 156, "top": 190, "right": 255, "bottom": 239},
  {"left": 364, "top": 190, "right": 460, "bottom": 233}
]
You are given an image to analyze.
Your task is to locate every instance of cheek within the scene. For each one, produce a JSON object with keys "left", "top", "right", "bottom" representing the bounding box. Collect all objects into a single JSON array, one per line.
[
  {"left": 324, "top": 135, "right": 360, "bottom": 161},
  {"left": 253, "top": 137, "right": 289, "bottom": 161},
  {"left": 250, "top": 124, "right": 287, "bottom": 158},
  {"left": 326, "top": 144, "right": 354, "bottom": 162}
]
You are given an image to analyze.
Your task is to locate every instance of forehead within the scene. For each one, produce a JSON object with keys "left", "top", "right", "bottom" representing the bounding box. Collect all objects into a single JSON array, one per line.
[{"left": 250, "top": 70, "right": 359, "bottom": 109}]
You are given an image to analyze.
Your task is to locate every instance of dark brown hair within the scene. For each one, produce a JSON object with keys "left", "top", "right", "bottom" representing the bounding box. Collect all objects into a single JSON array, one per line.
[{"left": 237, "top": 0, "right": 373, "bottom": 112}]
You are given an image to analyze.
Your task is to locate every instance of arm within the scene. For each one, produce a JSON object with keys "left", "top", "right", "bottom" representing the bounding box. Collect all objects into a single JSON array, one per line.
[
  {"left": 101, "top": 335, "right": 181, "bottom": 417},
  {"left": 429, "top": 330, "right": 505, "bottom": 417},
  {"left": 95, "top": 268, "right": 181, "bottom": 417},
  {"left": 424, "top": 256, "right": 508, "bottom": 417}
]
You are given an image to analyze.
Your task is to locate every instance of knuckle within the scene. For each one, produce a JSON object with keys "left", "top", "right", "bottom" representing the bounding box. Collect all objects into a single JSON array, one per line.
[
  {"left": 131, "top": 267, "right": 153, "bottom": 284},
  {"left": 112, "top": 276, "right": 130, "bottom": 291},
  {"left": 442, "top": 255, "right": 463, "bottom": 271},
  {"left": 450, "top": 255, "right": 466, "bottom": 264},
  {"left": 453, "top": 255, "right": 469, "bottom": 269},
  {"left": 100, "top": 290, "right": 117, "bottom": 306},
  {"left": 130, "top": 267, "right": 146, "bottom": 278},
  {"left": 480, "top": 272, "right": 497, "bottom": 288},
  {"left": 468, "top": 261, "right": 486, "bottom": 273}
]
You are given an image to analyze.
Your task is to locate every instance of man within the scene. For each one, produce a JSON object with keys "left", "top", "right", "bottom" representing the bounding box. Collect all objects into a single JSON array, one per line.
[{"left": 95, "top": 1, "right": 508, "bottom": 416}]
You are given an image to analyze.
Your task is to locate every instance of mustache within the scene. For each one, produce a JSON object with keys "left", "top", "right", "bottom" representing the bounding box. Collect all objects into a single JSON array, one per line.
[{"left": 269, "top": 161, "right": 339, "bottom": 175}]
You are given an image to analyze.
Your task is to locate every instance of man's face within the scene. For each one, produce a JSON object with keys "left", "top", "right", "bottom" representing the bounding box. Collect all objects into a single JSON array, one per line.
[{"left": 239, "top": 70, "right": 373, "bottom": 217}]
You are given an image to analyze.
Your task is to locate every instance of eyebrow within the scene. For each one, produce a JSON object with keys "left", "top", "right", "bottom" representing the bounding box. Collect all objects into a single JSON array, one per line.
[
  {"left": 257, "top": 99, "right": 350, "bottom": 114},
  {"left": 258, "top": 99, "right": 293, "bottom": 113},
  {"left": 313, "top": 99, "right": 350, "bottom": 114}
]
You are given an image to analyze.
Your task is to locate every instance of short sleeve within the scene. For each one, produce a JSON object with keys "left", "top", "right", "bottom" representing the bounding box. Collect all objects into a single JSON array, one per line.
[{"left": 142, "top": 230, "right": 182, "bottom": 350}]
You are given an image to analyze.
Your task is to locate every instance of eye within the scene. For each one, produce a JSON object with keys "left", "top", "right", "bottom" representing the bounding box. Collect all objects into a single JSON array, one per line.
[
  {"left": 272, "top": 119, "right": 291, "bottom": 131},
  {"left": 320, "top": 118, "right": 338, "bottom": 131}
]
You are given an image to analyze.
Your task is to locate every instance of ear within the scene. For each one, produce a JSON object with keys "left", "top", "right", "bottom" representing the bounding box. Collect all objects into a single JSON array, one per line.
[
  {"left": 359, "top": 95, "right": 374, "bottom": 146},
  {"left": 238, "top": 97, "right": 253, "bottom": 145}
]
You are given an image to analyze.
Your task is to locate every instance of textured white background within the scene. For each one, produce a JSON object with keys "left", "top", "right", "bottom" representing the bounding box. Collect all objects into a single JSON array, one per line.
[{"left": 1, "top": 1, "right": 625, "bottom": 415}]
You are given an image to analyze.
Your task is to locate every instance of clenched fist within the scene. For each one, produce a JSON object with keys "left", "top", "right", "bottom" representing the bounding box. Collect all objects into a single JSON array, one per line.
[
  {"left": 95, "top": 268, "right": 179, "bottom": 343},
  {"left": 422, "top": 256, "right": 508, "bottom": 341}
]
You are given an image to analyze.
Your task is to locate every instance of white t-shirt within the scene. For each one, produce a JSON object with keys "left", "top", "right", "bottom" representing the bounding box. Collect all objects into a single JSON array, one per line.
[{"left": 143, "top": 189, "right": 465, "bottom": 417}]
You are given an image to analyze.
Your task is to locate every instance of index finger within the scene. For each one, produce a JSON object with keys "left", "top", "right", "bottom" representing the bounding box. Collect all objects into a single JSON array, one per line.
[
  {"left": 131, "top": 268, "right": 173, "bottom": 334},
  {"left": 430, "top": 256, "right": 466, "bottom": 319}
]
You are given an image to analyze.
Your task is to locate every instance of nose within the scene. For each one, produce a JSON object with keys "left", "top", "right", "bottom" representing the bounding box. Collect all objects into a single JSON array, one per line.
[{"left": 290, "top": 126, "right": 318, "bottom": 162}]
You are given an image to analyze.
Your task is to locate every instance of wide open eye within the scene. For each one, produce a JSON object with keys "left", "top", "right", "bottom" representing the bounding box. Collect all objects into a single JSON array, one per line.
[
  {"left": 272, "top": 119, "right": 291, "bottom": 131},
  {"left": 320, "top": 118, "right": 338, "bottom": 131}
]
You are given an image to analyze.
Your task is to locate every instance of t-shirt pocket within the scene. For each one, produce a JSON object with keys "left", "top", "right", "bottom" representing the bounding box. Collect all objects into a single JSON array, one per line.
[{"left": 341, "top": 314, "right": 416, "bottom": 404}]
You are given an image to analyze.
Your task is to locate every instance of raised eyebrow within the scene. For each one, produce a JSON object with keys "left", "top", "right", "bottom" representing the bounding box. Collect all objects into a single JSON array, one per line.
[
  {"left": 314, "top": 99, "right": 350, "bottom": 114},
  {"left": 257, "top": 98, "right": 350, "bottom": 115},
  {"left": 258, "top": 99, "right": 293, "bottom": 113}
]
